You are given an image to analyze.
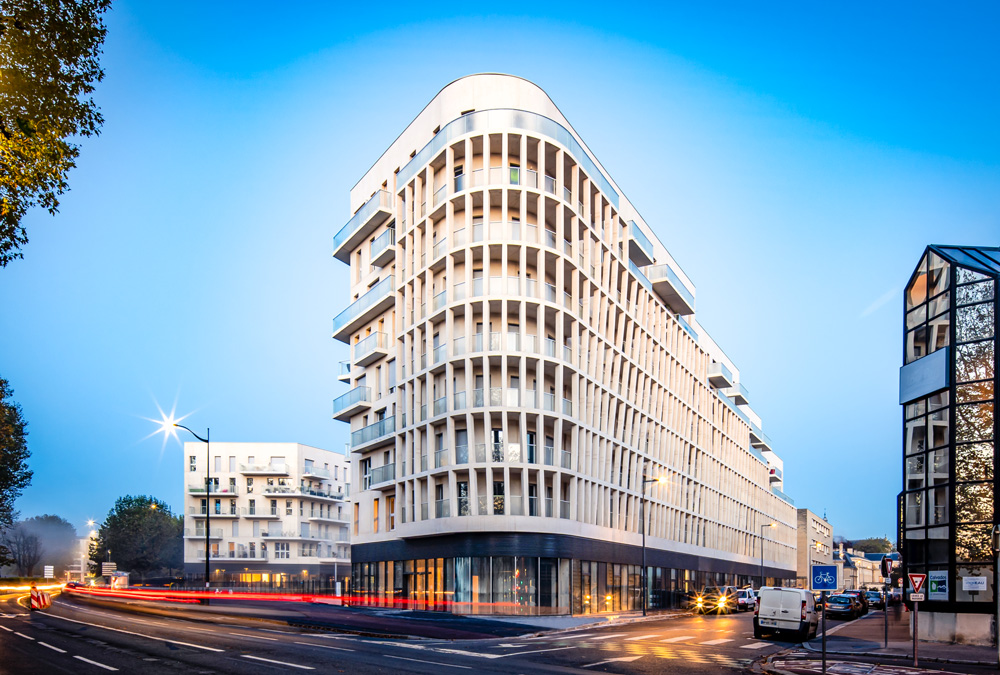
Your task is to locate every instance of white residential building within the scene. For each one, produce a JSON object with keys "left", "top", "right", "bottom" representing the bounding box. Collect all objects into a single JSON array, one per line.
[
  {"left": 182, "top": 442, "right": 350, "bottom": 588},
  {"left": 333, "top": 74, "right": 796, "bottom": 614}
]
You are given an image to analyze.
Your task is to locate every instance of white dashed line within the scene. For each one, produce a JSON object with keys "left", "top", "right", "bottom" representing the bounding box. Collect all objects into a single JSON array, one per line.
[
  {"left": 73, "top": 655, "right": 118, "bottom": 671},
  {"left": 39, "top": 641, "right": 67, "bottom": 653},
  {"left": 241, "top": 654, "right": 315, "bottom": 670},
  {"left": 384, "top": 655, "right": 471, "bottom": 669},
  {"left": 741, "top": 642, "right": 771, "bottom": 649},
  {"left": 229, "top": 632, "right": 278, "bottom": 641},
  {"left": 660, "top": 635, "right": 695, "bottom": 642},
  {"left": 14, "top": 631, "right": 34, "bottom": 640},
  {"left": 0, "top": 625, "right": 12, "bottom": 632},
  {"left": 43, "top": 613, "right": 224, "bottom": 652},
  {"left": 294, "top": 641, "right": 356, "bottom": 652},
  {"left": 583, "top": 633, "right": 628, "bottom": 641},
  {"left": 700, "top": 638, "right": 733, "bottom": 645},
  {"left": 624, "top": 633, "right": 660, "bottom": 641}
]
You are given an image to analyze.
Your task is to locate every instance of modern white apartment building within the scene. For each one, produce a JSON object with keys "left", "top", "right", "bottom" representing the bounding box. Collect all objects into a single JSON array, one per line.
[
  {"left": 332, "top": 74, "right": 796, "bottom": 614},
  {"left": 182, "top": 442, "right": 351, "bottom": 589},
  {"left": 795, "top": 508, "right": 833, "bottom": 588}
]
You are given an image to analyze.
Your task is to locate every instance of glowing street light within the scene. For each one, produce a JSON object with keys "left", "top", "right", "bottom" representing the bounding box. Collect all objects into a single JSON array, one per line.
[
  {"left": 156, "top": 415, "right": 211, "bottom": 597},
  {"left": 640, "top": 462, "right": 669, "bottom": 616}
]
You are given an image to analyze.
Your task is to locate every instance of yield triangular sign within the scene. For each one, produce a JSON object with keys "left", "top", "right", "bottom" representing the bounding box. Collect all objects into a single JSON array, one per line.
[{"left": 908, "top": 573, "right": 927, "bottom": 593}]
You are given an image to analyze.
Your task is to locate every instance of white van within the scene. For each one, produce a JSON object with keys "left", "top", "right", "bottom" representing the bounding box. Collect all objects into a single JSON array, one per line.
[{"left": 753, "top": 586, "right": 818, "bottom": 641}]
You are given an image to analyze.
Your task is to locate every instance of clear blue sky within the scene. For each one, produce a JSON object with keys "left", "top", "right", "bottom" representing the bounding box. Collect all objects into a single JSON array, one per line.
[{"left": 3, "top": 1, "right": 997, "bottom": 541}]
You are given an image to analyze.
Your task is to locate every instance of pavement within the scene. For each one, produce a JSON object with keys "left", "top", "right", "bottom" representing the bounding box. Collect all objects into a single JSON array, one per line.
[{"left": 760, "top": 605, "right": 999, "bottom": 675}]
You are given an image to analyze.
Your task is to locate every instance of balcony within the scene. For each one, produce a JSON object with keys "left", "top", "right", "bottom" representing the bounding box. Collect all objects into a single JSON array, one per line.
[
  {"left": 749, "top": 423, "right": 773, "bottom": 452},
  {"left": 333, "top": 190, "right": 393, "bottom": 263},
  {"left": 261, "top": 530, "right": 301, "bottom": 539},
  {"left": 646, "top": 263, "right": 695, "bottom": 316},
  {"left": 769, "top": 466, "right": 783, "bottom": 483},
  {"left": 354, "top": 332, "right": 389, "bottom": 367},
  {"left": 184, "top": 528, "right": 222, "bottom": 539},
  {"left": 239, "top": 463, "right": 288, "bottom": 475},
  {"left": 187, "top": 484, "right": 239, "bottom": 497},
  {"left": 628, "top": 220, "right": 654, "bottom": 266},
  {"left": 302, "top": 465, "right": 331, "bottom": 479},
  {"left": 332, "top": 386, "right": 371, "bottom": 421},
  {"left": 369, "top": 463, "right": 395, "bottom": 487},
  {"left": 245, "top": 507, "right": 281, "bottom": 518},
  {"left": 708, "top": 361, "right": 734, "bottom": 389},
  {"left": 296, "top": 485, "right": 345, "bottom": 500},
  {"left": 723, "top": 382, "right": 750, "bottom": 405},
  {"left": 332, "top": 276, "right": 395, "bottom": 343},
  {"left": 338, "top": 360, "right": 351, "bottom": 383},
  {"left": 350, "top": 415, "right": 396, "bottom": 451},
  {"left": 187, "top": 506, "right": 244, "bottom": 518},
  {"left": 772, "top": 487, "right": 794, "bottom": 505},
  {"left": 370, "top": 228, "right": 396, "bottom": 267}
]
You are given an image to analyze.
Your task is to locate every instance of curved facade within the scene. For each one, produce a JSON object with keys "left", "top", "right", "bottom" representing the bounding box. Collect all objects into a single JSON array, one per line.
[{"left": 333, "top": 74, "right": 796, "bottom": 614}]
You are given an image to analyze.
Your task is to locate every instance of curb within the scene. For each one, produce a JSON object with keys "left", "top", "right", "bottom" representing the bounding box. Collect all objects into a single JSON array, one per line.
[{"left": 799, "top": 641, "right": 996, "bottom": 668}]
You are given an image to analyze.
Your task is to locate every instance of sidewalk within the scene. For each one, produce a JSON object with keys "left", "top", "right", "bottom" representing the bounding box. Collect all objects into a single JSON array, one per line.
[{"left": 761, "top": 606, "right": 998, "bottom": 675}]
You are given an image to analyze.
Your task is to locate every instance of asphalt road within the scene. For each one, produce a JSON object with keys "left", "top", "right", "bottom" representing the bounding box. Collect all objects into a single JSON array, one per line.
[{"left": 0, "top": 592, "right": 856, "bottom": 675}]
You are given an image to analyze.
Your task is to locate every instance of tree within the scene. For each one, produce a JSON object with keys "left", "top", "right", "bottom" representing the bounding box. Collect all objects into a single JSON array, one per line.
[
  {"left": 0, "top": 522, "right": 41, "bottom": 575},
  {"left": 0, "top": 0, "right": 112, "bottom": 267},
  {"left": 850, "top": 537, "right": 893, "bottom": 554},
  {"left": 0, "top": 377, "right": 32, "bottom": 567},
  {"left": 21, "top": 514, "right": 76, "bottom": 572},
  {"left": 90, "top": 495, "right": 182, "bottom": 580}
]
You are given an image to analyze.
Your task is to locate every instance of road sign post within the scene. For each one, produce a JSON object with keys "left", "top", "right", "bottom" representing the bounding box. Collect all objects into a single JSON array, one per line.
[
  {"left": 908, "top": 573, "right": 926, "bottom": 667},
  {"left": 880, "top": 556, "right": 893, "bottom": 648},
  {"left": 811, "top": 564, "right": 837, "bottom": 674}
]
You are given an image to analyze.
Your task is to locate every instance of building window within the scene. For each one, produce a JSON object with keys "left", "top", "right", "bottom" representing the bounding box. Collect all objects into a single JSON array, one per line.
[
  {"left": 353, "top": 504, "right": 359, "bottom": 535},
  {"left": 373, "top": 498, "right": 380, "bottom": 533},
  {"left": 387, "top": 496, "right": 395, "bottom": 530},
  {"left": 189, "top": 456, "right": 197, "bottom": 472},
  {"left": 286, "top": 500, "right": 293, "bottom": 516},
  {"left": 275, "top": 542, "right": 289, "bottom": 559},
  {"left": 214, "top": 456, "right": 221, "bottom": 472}
]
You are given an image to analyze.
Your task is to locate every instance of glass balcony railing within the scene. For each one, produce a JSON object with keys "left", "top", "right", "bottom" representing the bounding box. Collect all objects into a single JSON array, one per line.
[
  {"left": 433, "top": 184, "right": 448, "bottom": 207},
  {"left": 353, "top": 331, "right": 389, "bottom": 364},
  {"left": 434, "top": 448, "right": 448, "bottom": 468},
  {"left": 369, "top": 463, "right": 395, "bottom": 486},
  {"left": 432, "top": 237, "right": 447, "bottom": 260},
  {"left": 629, "top": 220, "right": 654, "bottom": 263},
  {"left": 628, "top": 260, "right": 653, "bottom": 293},
  {"left": 350, "top": 415, "right": 395, "bottom": 448},
  {"left": 543, "top": 175, "right": 556, "bottom": 194},
  {"left": 432, "top": 289, "right": 447, "bottom": 313},
  {"left": 370, "top": 227, "right": 395, "bottom": 263},
  {"left": 338, "top": 360, "right": 351, "bottom": 379},
  {"left": 435, "top": 499, "right": 450, "bottom": 518},
  {"left": 771, "top": 487, "right": 794, "bottom": 505},
  {"left": 645, "top": 262, "right": 695, "bottom": 316},
  {"left": 333, "top": 190, "right": 393, "bottom": 260},
  {"left": 396, "top": 109, "right": 618, "bottom": 208},
  {"left": 433, "top": 395, "right": 447, "bottom": 416},
  {"left": 332, "top": 386, "right": 370, "bottom": 417},
  {"left": 332, "top": 276, "right": 395, "bottom": 339}
]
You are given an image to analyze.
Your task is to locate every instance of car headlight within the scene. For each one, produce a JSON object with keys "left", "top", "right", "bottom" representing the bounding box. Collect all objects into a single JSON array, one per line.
[
  {"left": 717, "top": 598, "right": 725, "bottom": 607},
  {"left": 696, "top": 597, "right": 704, "bottom": 606}
]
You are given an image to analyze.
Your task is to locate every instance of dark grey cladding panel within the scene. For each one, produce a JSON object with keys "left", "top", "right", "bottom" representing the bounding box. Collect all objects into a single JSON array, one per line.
[
  {"left": 351, "top": 532, "right": 794, "bottom": 578},
  {"left": 899, "top": 347, "right": 950, "bottom": 405}
]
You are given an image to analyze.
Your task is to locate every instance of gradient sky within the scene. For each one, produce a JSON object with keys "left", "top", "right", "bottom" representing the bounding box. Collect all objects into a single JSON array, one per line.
[{"left": 2, "top": 1, "right": 997, "bottom": 541}]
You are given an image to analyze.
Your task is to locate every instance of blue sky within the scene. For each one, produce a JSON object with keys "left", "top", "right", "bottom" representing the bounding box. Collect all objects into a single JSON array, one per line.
[{"left": 2, "top": 1, "right": 997, "bottom": 541}]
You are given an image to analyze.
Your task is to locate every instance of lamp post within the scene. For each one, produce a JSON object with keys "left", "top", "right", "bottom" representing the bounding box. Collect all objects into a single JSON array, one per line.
[
  {"left": 640, "top": 461, "right": 667, "bottom": 616},
  {"left": 174, "top": 424, "right": 211, "bottom": 592},
  {"left": 759, "top": 522, "right": 776, "bottom": 590}
]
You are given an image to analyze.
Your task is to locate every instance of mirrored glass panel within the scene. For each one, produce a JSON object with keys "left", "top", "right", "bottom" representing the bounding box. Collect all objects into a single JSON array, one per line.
[
  {"left": 956, "top": 341, "right": 995, "bottom": 383},
  {"left": 957, "top": 381, "right": 994, "bottom": 403},
  {"left": 957, "top": 267, "right": 989, "bottom": 285},
  {"left": 906, "top": 399, "right": 927, "bottom": 419},
  {"left": 905, "top": 416, "right": 927, "bottom": 455},
  {"left": 906, "top": 454, "right": 925, "bottom": 490},
  {"left": 956, "top": 482, "right": 993, "bottom": 523},
  {"left": 906, "top": 305, "right": 927, "bottom": 329},
  {"left": 956, "top": 526, "right": 993, "bottom": 562},
  {"left": 928, "top": 408, "right": 949, "bottom": 449},
  {"left": 905, "top": 491, "right": 924, "bottom": 526},
  {"left": 955, "top": 402, "right": 994, "bottom": 443},
  {"left": 929, "top": 486, "right": 948, "bottom": 525},
  {"left": 956, "top": 303, "right": 994, "bottom": 343},
  {"left": 930, "top": 448, "right": 949, "bottom": 485},
  {"left": 907, "top": 255, "right": 928, "bottom": 309},
  {"left": 906, "top": 326, "right": 928, "bottom": 364},
  {"left": 956, "top": 442, "right": 994, "bottom": 482},
  {"left": 928, "top": 252, "right": 950, "bottom": 297},
  {"left": 928, "top": 291, "right": 950, "bottom": 319},
  {"left": 957, "top": 279, "right": 994, "bottom": 306},
  {"left": 928, "top": 312, "right": 950, "bottom": 353},
  {"left": 929, "top": 391, "right": 950, "bottom": 411}
]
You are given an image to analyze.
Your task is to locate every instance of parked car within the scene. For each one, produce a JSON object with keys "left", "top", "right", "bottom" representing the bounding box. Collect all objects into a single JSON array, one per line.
[
  {"left": 841, "top": 589, "right": 869, "bottom": 614},
  {"left": 865, "top": 590, "right": 884, "bottom": 609},
  {"left": 736, "top": 588, "right": 755, "bottom": 611},
  {"left": 753, "top": 586, "right": 818, "bottom": 641},
  {"left": 824, "top": 593, "right": 861, "bottom": 619},
  {"left": 695, "top": 585, "right": 739, "bottom": 614}
]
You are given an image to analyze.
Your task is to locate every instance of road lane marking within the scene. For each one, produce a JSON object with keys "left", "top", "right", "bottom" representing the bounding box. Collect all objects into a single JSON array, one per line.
[
  {"left": 74, "top": 655, "right": 118, "bottom": 671},
  {"left": 660, "top": 635, "right": 695, "bottom": 642},
  {"left": 15, "top": 631, "right": 34, "bottom": 640},
  {"left": 741, "top": 642, "right": 770, "bottom": 649},
  {"left": 0, "top": 625, "right": 12, "bottom": 632},
  {"left": 39, "top": 641, "right": 67, "bottom": 653},
  {"left": 583, "top": 655, "right": 642, "bottom": 668},
  {"left": 229, "top": 632, "right": 278, "bottom": 641},
  {"left": 384, "top": 655, "right": 471, "bottom": 669},
  {"left": 625, "top": 634, "right": 660, "bottom": 641},
  {"left": 43, "top": 613, "right": 225, "bottom": 652},
  {"left": 294, "top": 641, "right": 355, "bottom": 652},
  {"left": 493, "top": 646, "right": 575, "bottom": 658},
  {"left": 242, "top": 654, "right": 315, "bottom": 670},
  {"left": 700, "top": 638, "right": 732, "bottom": 645},
  {"left": 583, "top": 632, "right": 628, "bottom": 641}
]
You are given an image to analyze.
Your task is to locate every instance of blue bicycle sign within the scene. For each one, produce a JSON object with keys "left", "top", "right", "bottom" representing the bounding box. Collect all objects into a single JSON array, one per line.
[{"left": 811, "top": 564, "right": 838, "bottom": 591}]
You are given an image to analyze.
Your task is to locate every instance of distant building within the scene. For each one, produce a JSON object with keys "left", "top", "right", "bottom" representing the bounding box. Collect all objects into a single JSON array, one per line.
[
  {"left": 795, "top": 509, "right": 833, "bottom": 587},
  {"left": 182, "top": 442, "right": 351, "bottom": 589},
  {"left": 898, "top": 245, "right": 999, "bottom": 645}
]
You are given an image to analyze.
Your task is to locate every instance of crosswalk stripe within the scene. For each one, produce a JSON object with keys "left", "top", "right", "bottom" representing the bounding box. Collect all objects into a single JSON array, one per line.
[
  {"left": 699, "top": 638, "right": 733, "bottom": 645},
  {"left": 740, "top": 642, "right": 771, "bottom": 649},
  {"left": 624, "top": 634, "right": 660, "bottom": 641},
  {"left": 659, "top": 635, "right": 695, "bottom": 642}
]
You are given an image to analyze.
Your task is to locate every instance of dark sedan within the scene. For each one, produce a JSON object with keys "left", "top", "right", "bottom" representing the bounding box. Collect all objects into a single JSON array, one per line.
[{"left": 825, "top": 594, "right": 860, "bottom": 619}]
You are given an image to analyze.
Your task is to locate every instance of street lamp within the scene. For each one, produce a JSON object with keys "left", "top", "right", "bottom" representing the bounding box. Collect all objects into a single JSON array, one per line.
[
  {"left": 640, "top": 462, "right": 668, "bottom": 616},
  {"left": 760, "top": 522, "right": 776, "bottom": 590},
  {"left": 157, "top": 418, "right": 211, "bottom": 594}
]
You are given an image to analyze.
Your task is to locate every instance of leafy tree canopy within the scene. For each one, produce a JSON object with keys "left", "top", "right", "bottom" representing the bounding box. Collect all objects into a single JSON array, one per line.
[
  {"left": 21, "top": 513, "right": 77, "bottom": 571},
  {"left": 849, "top": 537, "right": 893, "bottom": 554},
  {"left": 0, "top": 376, "right": 32, "bottom": 566},
  {"left": 90, "top": 495, "right": 182, "bottom": 579},
  {"left": 0, "top": 0, "right": 112, "bottom": 266}
]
